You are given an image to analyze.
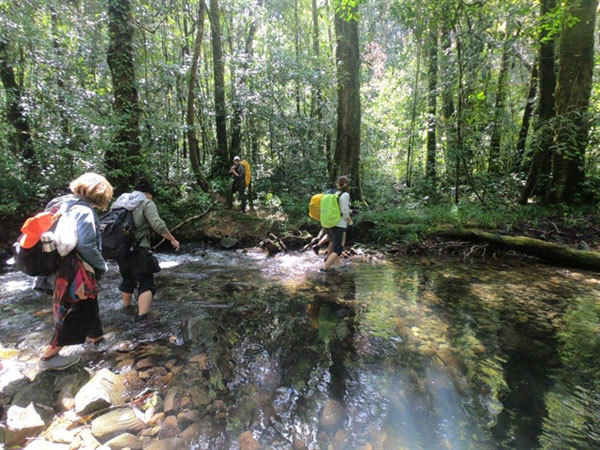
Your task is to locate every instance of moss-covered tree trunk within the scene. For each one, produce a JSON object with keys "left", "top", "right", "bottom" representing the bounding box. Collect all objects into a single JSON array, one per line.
[
  {"left": 208, "top": 0, "right": 229, "bottom": 177},
  {"left": 332, "top": 4, "right": 362, "bottom": 200},
  {"left": 520, "top": 0, "right": 557, "bottom": 204},
  {"left": 106, "top": 0, "right": 141, "bottom": 193},
  {"left": 551, "top": 0, "right": 598, "bottom": 203}
]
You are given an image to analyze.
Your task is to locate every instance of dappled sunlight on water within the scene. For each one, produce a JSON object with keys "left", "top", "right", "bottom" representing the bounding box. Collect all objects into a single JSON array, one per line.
[{"left": 1, "top": 248, "right": 599, "bottom": 449}]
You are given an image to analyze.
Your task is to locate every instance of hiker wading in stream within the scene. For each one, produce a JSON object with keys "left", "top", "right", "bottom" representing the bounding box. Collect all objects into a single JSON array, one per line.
[
  {"left": 228, "top": 156, "right": 247, "bottom": 213},
  {"left": 41, "top": 173, "right": 113, "bottom": 362},
  {"left": 112, "top": 180, "right": 180, "bottom": 322},
  {"left": 320, "top": 176, "right": 352, "bottom": 272}
]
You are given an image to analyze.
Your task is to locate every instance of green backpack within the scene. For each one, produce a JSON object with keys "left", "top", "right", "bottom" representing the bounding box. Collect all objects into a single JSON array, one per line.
[{"left": 320, "top": 193, "right": 341, "bottom": 228}]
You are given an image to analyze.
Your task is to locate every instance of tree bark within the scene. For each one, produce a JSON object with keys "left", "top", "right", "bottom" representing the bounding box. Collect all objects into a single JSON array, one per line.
[
  {"left": 514, "top": 57, "right": 538, "bottom": 172},
  {"left": 425, "top": 27, "right": 438, "bottom": 182},
  {"left": 187, "top": 0, "right": 212, "bottom": 193},
  {"left": 208, "top": 0, "right": 229, "bottom": 176},
  {"left": 520, "top": 0, "right": 557, "bottom": 204},
  {"left": 106, "top": 0, "right": 142, "bottom": 193},
  {"left": 488, "top": 34, "right": 511, "bottom": 175},
  {"left": 406, "top": 44, "right": 421, "bottom": 188},
  {"left": 0, "top": 39, "right": 35, "bottom": 171},
  {"left": 551, "top": 0, "right": 598, "bottom": 203},
  {"left": 440, "top": 26, "right": 457, "bottom": 185},
  {"left": 229, "top": 19, "right": 256, "bottom": 159},
  {"left": 332, "top": 4, "right": 362, "bottom": 200}
]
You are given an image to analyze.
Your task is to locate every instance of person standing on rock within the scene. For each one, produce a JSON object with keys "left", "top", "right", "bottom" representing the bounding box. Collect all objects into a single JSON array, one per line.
[
  {"left": 112, "top": 180, "right": 180, "bottom": 322},
  {"left": 228, "top": 156, "right": 247, "bottom": 213},
  {"left": 320, "top": 176, "right": 352, "bottom": 272},
  {"left": 41, "top": 173, "right": 113, "bottom": 361}
]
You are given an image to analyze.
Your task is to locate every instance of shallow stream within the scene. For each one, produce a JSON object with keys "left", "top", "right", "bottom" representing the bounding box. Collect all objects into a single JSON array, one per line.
[{"left": 1, "top": 247, "right": 600, "bottom": 449}]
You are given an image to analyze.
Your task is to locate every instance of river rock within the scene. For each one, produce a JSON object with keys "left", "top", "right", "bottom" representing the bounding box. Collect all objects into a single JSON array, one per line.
[
  {"left": 145, "top": 438, "right": 184, "bottom": 450},
  {"left": 104, "top": 432, "right": 143, "bottom": 449},
  {"left": 75, "top": 368, "right": 125, "bottom": 415},
  {"left": 177, "top": 409, "right": 200, "bottom": 426},
  {"left": 0, "top": 360, "right": 29, "bottom": 397},
  {"left": 24, "top": 439, "right": 70, "bottom": 450},
  {"left": 5, "top": 403, "right": 49, "bottom": 446},
  {"left": 47, "top": 426, "right": 76, "bottom": 444},
  {"left": 161, "top": 415, "right": 180, "bottom": 438},
  {"left": 239, "top": 430, "right": 260, "bottom": 450},
  {"left": 11, "top": 374, "right": 56, "bottom": 410},
  {"left": 163, "top": 387, "right": 179, "bottom": 412},
  {"left": 220, "top": 236, "right": 239, "bottom": 249},
  {"left": 181, "top": 423, "right": 199, "bottom": 446},
  {"left": 56, "top": 371, "right": 89, "bottom": 411},
  {"left": 319, "top": 399, "right": 346, "bottom": 430},
  {"left": 91, "top": 407, "right": 145, "bottom": 441},
  {"left": 74, "top": 428, "right": 102, "bottom": 448}
]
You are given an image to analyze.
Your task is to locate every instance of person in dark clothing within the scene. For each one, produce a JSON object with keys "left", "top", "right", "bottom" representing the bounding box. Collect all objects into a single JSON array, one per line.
[
  {"left": 111, "top": 180, "right": 180, "bottom": 321},
  {"left": 228, "top": 156, "right": 247, "bottom": 213}
]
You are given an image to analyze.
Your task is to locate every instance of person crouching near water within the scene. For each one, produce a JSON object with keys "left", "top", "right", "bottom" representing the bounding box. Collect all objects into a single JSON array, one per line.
[
  {"left": 41, "top": 173, "right": 113, "bottom": 361},
  {"left": 321, "top": 176, "right": 352, "bottom": 272},
  {"left": 112, "top": 180, "right": 180, "bottom": 322}
]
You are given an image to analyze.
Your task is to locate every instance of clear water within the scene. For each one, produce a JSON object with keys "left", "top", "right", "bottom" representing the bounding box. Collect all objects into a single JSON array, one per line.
[{"left": 1, "top": 247, "right": 599, "bottom": 449}]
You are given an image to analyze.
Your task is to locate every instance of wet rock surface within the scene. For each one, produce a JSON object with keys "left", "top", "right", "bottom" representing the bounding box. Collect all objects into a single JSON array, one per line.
[{"left": 1, "top": 247, "right": 600, "bottom": 449}]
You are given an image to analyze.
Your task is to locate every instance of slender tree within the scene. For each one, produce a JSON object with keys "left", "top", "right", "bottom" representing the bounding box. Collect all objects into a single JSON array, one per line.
[
  {"left": 106, "top": 0, "right": 142, "bottom": 192},
  {"left": 208, "top": 0, "right": 229, "bottom": 176},
  {"left": 551, "top": 0, "right": 598, "bottom": 203},
  {"left": 514, "top": 57, "right": 538, "bottom": 172},
  {"left": 187, "top": 1, "right": 211, "bottom": 192},
  {"left": 332, "top": 1, "right": 362, "bottom": 200},
  {"left": 425, "top": 26, "right": 438, "bottom": 182}
]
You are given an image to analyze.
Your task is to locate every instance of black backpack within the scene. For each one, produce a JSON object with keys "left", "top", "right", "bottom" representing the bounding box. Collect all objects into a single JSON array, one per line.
[{"left": 99, "top": 208, "right": 136, "bottom": 260}]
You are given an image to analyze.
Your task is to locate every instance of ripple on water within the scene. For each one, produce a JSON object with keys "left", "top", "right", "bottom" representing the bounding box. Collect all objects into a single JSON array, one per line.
[{"left": 1, "top": 249, "right": 599, "bottom": 449}]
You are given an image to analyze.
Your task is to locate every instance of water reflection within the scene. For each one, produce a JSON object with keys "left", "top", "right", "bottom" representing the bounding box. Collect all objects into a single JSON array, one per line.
[{"left": 1, "top": 249, "right": 599, "bottom": 449}]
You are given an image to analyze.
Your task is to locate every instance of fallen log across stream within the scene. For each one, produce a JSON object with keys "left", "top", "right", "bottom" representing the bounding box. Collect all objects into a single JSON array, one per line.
[{"left": 428, "top": 226, "right": 600, "bottom": 272}]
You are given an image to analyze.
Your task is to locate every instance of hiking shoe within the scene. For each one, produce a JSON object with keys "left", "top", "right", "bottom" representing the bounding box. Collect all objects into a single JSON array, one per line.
[
  {"left": 312, "top": 245, "right": 320, "bottom": 255},
  {"left": 135, "top": 313, "right": 149, "bottom": 323},
  {"left": 39, "top": 354, "right": 80, "bottom": 371},
  {"left": 122, "top": 304, "right": 135, "bottom": 316},
  {"left": 319, "top": 267, "right": 328, "bottom": 273}
]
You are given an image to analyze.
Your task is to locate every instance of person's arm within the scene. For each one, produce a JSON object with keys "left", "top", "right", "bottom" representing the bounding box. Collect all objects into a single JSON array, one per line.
[
  {"left": 339, "top": 192, "right": 351, "bottom": 224},
  {"left": 143, "top": 201, "right": 180, "bottom": 251},
  {"left": 71, "top": 205, "right": 107, "bottom": 274}
]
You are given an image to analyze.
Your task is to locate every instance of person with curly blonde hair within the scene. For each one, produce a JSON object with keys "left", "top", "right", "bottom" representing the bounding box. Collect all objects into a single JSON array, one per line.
[{"left": 41, "top": 172, "right": 113, "bottom": 362}]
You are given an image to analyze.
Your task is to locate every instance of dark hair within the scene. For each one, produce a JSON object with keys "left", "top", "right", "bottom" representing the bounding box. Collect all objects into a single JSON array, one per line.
[
  {"left": 134, "top": 180, "right": 156, "bottom": 196},
  {"left": 336, "top": 176, "right": 350, "bottom": 192}
]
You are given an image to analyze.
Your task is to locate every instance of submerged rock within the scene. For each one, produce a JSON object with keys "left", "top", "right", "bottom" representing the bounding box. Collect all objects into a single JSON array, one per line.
[
  {"left": 91, "top": 407, "right": 145, "bottom": 441},
  {"left": 75, "top": 368, "right": 126, "bottom": 415},
  {"left": 5, "top": 403, "right": 50, "bottom": 446},
  {"left": 181, "top": 423, "right": 200, "bottom": 446},
  {"left": 160, "top": 415, "right": 180, "bottom": 438},
  {"left": 11, "top": 373, "right": 56, "bottom": 410},
  {"left": 145, "top": 437, "right": 184, "bottom": 450},
  {"left": 104, "top": 432, "right": 143, "bottom": 449},
  {"left": 239, "top": 430, "right": 260, "bottom": 450},
  {"left": 319, "top": 399, "right": 346, "bottom": 430}
]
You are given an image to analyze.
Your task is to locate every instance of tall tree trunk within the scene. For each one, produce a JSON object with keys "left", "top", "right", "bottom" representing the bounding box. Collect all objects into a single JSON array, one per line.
[
  {"left": 312, "top": 0, "right": 329, "bottom": 176},
  {"left": 514, "top": 58, "right": 538, "bottom": 172},
  {"left": 551, "top": 0, "right": 598, "bottom": 203},
  {"left": 106, "top": 0, "right": 141, "bottom": 193},
  {"left": 187, "top": 1, "right": 211, "bottom": 192},
  {"left": 488, "top": 33, "right": 511, "bottom": 174},
  {"left": 229, "top": 19, "right": 256, "bottom": 159},
  {"left": 0, "top": 39, "right": 35, "bottom": 172},
  {"left": 332, "top": 3, "right": 362, "bottom": 201},
  {"left": 208, "top": 0, "right": 229, "bottom": 176},
  {"left": 294, "top": 0, "right": 301, "bottom": 115},
  {"left": 406, "top": 44, "right": 421, "bottom": 187},
  {"left": 440, "top": 26, "right": 456, "bottom": 183},
  {"left": 425, "top": 27, "right": 438, "bottom": 182},
  {"left": 520, "top": 0, "right": 557, "bottom": 204}
]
